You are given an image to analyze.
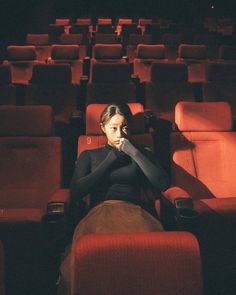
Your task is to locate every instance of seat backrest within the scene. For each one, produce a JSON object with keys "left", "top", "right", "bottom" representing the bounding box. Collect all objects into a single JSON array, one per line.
[
  {"left": 78, "top": 103, "right": 150, "bottom": 155},
  {"left": 178, "top": 44, "right": 207, "bottom": 60},
  {"left": 203, "top": 62, "right": 236, "bottom": 116},
  {"left": 55, "top": 18, "right": 70, "bottom": 25},
  {"left": 26, "top": 34, "right": 49, "bottom": 45},
  {"left": 93, "top": 44, "right": 123, "bottom": 60},
  {"left": 97, "top": 18, "right": 112, "bottom": 25},
  {"left": 30, "top": 64, "right": 72, "bottom": 84},
  {"left": 7, "top": 46, "right": 37, "bottom": 61},
  {"left": 170, "top": 101, "right": 236, "bottom": 199},
  {"left": 51, "top": 45, "right": 80, "bottom": 60},
  {"left": 94, "top": 33, "right": 120, "bottom": 44},
  {"left": 0, "top": 105, "right": 61, "bottom": 208},
  {"left": 71, "top": 232, "right": 203, "bottom": 295},
  {"left": 59, "top": 34, "right": 84, "bottom": 45},
  {"left": 137, "top": 44, "right": 166, "bottom": 59},
  {"left": 76, "top": 18, "right": 92, "bottom": 25},
  {"left": 145, "top": 62, "right": 194, "bottom": 121},
  {"left": 118, "top": 18, "right": 133, "bottom": 25}
]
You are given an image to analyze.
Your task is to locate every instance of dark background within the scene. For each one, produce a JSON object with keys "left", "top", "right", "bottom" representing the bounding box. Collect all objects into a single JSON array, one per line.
[{"left": 0, "top": 0, "right": 236, "bottom": 43}]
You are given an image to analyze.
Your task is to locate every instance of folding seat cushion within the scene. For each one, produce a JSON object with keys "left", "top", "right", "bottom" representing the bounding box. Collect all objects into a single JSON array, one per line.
[
  {"left": 202, "top": 62, "right": 236, "bottom": 117},
  {"left": 91, "top": 44, "right": 125, "bottom": 63},
  {"left": 145, "top": 62, "right": 194, "bottom": 122},
  {"left": 161, "top": 101, "right": 236, "bottom": 295},
  {"left": 4, "top": 46, "right": 38, "bottom": 84},
  {"left": 133, "top": 45, "right": 168, "bottom": 82},
  {"left": 51, "top": 45, "right": 83, "bottom": 84},
  {"left": 219, "top": 45, "right": 236, "bottom": 61},
  {"left": 26, "top": 64, "right": 77, "bottom": 124},
  {"left": 59, "top": 34, "right": 87, "bottom": 60},
  {"left": 26, "top": 34, "right": 51, "bottom": 62},
  {"left": 0, "top": 65, "right": 16, "bottom": 105},
  {"left": 86, "top": 63, "right": 136, "bottom": 104},
  {"left": 71, "top": 232, "right": 202, "bottom": 295},
  {"left": 93, "top": 33, "right": 120, "bottom": 44}
]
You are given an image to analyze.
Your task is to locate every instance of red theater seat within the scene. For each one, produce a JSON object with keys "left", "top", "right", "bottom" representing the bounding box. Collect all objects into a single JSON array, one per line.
[
  {"left": 145, "top": 62, "right": 195, "bottom": 122},
  {"left": 71, "top": 232, "right": 202, "bottom": 295},
  {"left": 97, "top": 18, "right": 112, "bottom": 25},
  {"left": 26, "top": 34, "right": 51, "bottom": 62},
  {"left": 93, "top": 33, "right": 120, "bottom": 44},
  {"left": 91, "top": 44, "right": 125, "bottom": 64},
  {"left": 86, "top": 62, "right": 137, "bottom": 105},
  {"left": 133, "top": 44, "right": 168, "bottom": 82},
  {"left": 59, "top": 34, "right": 87, "bottom": 60},
  {"left": 202, "top": 62, "right": 236, "bottom": 118},
  {"left": 50, "top": 44, "right": 83, "bottom": 84},
  {"left": 4, "top": 46, "right": 39, "bottom": 84},
  {"left": 161, "top": 101, "right": 236, "bottom": 295}
]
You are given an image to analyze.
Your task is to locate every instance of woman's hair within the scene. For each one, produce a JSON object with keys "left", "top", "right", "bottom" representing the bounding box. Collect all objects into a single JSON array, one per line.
[{"left": 100, "top": 103, "right": 133, "bottom": 127}]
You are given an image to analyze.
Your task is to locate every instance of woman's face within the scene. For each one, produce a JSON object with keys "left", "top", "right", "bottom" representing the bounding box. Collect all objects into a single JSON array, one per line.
[{"left": 101, "top": 114, "right": 130, "bottom": 148}]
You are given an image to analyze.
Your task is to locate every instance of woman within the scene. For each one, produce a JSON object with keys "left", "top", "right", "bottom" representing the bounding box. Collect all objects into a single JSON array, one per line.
[{"left": 58, "top": 103, "right": 170, "bottom": 294}]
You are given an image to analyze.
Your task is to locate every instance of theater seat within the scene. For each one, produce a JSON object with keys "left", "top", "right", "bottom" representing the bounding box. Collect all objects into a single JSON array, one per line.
[
  {"left": 26, "top": 34, "right": 51, "bottom": 62},
  {"left": 0, "top": 105, "right": 68, "bottom": 295},
  {"left": 91, "top": 44, "right": 126, "bottom": 64},
  {"left": 133, "top": 44, "right": 168, "bottom": 82},
  {"left": 126, "top": 34, "right": 152, "bottom": 62},
  {"left": 71, "top": 232, "right": 202, "bottom": 295},
  {"left": 85, "top": 63, "right": 137, "bottom": 105},
  {"left": 4, "top": 45, "right": 39, "bottom": 84},
  {"left": 161, "top": 101, "right": 236, "bottom": 295},
  {"left": 145, "top": 62, "right": 195, "bottom": 122},
  {"left": 202, "top": 62, "right": 236, "bottom": 119},
  {"left": 50, "top": 45, "right": 83, "bottom": 84}
]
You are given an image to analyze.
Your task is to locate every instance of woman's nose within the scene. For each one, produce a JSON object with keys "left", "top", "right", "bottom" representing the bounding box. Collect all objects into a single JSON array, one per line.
[{"left": 116, "top": 128, "right": 123, "bottom": 137}]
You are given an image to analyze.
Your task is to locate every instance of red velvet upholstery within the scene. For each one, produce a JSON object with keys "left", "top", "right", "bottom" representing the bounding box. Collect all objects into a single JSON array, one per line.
[
  {"left": 26, "top": 64, "right": 77, "bottom": 123},
  {"left": 71, "top": 232, "right": 202, "bottom": 295},
  {"left": 0, "top": 65, "right": 16, "bottom": 105},
  {"left": 4, "top": 46, "right": 38, "bottom": 84},
  {"left": 145, "top": 63, "right": 194, "bottom": 122},
  {"left": 26, "top": 34, "right": 51, "bottom": 62},
  {"left": 202, "top": 62, "right": 236, "bottom": 117},
  {"left": 87, "top": 63, "right": 136, "bottom": 104},
  {"left": 51, "top": 45, "right": 83, "bottom": 84},
  {"left": 133, "top": 45, "right": 167, "bottom": 82},
  {"left": 164, "top": 101, "right": 236, "bottom": 294},
  {"left": 0, "top": 105, "right": 53, "bottom": 136}
]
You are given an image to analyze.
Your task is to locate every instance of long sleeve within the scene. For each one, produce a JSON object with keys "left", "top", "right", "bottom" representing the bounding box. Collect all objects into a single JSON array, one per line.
[
  {"left": 120, "top": 138, "right": 170, "bottom": 192},
  {"left": 70, "top": 149, "right": 118, "bottom": 202}
]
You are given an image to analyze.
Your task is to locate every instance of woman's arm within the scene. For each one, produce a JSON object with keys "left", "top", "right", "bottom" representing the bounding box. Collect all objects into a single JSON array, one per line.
[
  {"left": 119, "top": 138, "right": 170, "bottom": 192},
  {"left": 70, "top": 149, "right": 118, "bottom": 202}
]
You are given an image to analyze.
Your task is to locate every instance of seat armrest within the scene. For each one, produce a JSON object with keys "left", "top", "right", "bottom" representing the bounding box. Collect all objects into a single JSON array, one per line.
[
  {"left": 162, "top": 186, "right": 191, "bottom": 205},
  {"left": 83, "top": 56, "right": 90, "bottom": 76}
]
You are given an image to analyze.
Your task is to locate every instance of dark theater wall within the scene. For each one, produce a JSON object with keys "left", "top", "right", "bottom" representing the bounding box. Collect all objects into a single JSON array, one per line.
[{"left": 0, "top": 0, "right": 236, "bottom": 45}]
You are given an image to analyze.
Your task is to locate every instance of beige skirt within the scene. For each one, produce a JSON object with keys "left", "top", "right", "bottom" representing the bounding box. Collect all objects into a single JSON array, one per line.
[{"left": 58, "top": 200, "right": 163, "bottom": 295}]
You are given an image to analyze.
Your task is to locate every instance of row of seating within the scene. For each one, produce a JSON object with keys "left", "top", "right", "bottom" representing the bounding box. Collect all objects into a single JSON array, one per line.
[{"left": 0, "top": 101, "right": 235, "bottom": 294}]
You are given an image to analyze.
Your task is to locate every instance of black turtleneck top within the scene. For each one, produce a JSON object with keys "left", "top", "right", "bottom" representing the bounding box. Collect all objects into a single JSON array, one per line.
[{"left": 70, "top": 139, "right": 170, "bottom": 207}]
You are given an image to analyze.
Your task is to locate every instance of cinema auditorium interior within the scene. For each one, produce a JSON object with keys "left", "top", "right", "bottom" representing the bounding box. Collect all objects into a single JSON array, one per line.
[{"left": 0, "top": 0, "right": 236, "bottom": 294}]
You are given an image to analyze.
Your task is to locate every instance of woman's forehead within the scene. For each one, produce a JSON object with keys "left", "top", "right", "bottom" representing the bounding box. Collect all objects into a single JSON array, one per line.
[{"left": 106, "top": 114, "right": 127, "bottom": 125}]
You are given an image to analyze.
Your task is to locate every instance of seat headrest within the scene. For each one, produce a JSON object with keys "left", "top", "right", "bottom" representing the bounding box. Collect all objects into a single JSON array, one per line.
[
  {"left": 94, "top": 44, "right": 123, "bottom": 59},
  {"left": 97, "top": 18, "right": 112, "bottom": 25},
  {"left": 7, "top": 46, "right": 36, "bottom": 61},
  {"left": 0, "top": 106, "right": 53, "bottom": 136},
  {"left": 31, "top": 64, "right": 72, "bottom": 84},
  {"left": 0, "top": 65, "right": 11, "bottom": 85},
  {"left": 137, "top": 44, "right": 165, "bottom": 59},
  {"left": 59, "top": 34, "right": 83, "bottom": 45},
  {"left": 76, "top": 18, "right": 92, "bottom": 25},
  {"left": 178, "top": 44, "right": 207, "bottom": 59},
  {"left": 151, "top": 62, "right": 188, "bottom": 82},
  {"left": 86, "top": 103, "right": 145, "bottom": 135},
  {"left": 55, "top": 18, "right": 70, "bottom": 25},
  {"left": 206, "top": 62, "right": 236, "bottom": 81},
  {"left": 26, "top": 34, "right": 49, "bottom": 45},
  {"left": 91, "top": 63, "right": 131, "bottom": 83},
  {"left": 175, "top": 102, "right": 232, "bottom": 131},
  {"left": 118, "top": 18, "right": 133, "bottom": 25},
  {"left": 51, "top": 45, "right": 80, "bottom": 60},
  {"left": 219, "top": 45, "right": 236, "bottom": 60}
]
